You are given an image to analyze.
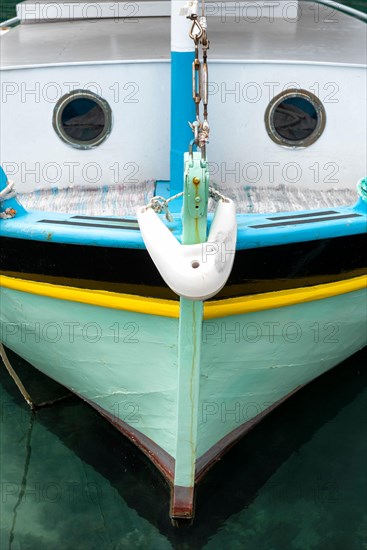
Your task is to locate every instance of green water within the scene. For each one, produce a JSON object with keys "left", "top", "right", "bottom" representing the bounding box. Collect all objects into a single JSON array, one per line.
[{"left": 1, "top": 348, "right": 366, "bottom": 549}]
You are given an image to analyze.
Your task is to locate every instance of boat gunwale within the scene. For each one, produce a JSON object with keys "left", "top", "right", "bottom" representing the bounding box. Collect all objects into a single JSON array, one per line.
[
  {"left": 1, "top": 58, "right": 366, "bottom": 71},
  {"left": 1, "top": 273, "right": 366, "bottom": 319},
  {"left": 1, "top": 199, "right": 366, "bottom": 248}
]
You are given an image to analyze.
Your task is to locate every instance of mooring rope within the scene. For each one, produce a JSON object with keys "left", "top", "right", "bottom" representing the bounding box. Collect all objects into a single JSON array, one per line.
[
  {"left": 0, "top": 343, "right": 72, "bottom": 410},
  {"left": 0, "top": 344, "right": 35, "bottom": 409}
]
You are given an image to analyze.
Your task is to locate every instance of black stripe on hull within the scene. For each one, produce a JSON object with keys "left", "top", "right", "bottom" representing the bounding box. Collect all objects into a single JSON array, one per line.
[
  {"left": 38, "top": 219, "right": 141, "bottom": 231},
  {"left": 1, "top": 234, "right": 366, "bottom": 300},
  {"left": 249, "top": 213, "right": 362, "bottom": 229},
  {"left": 266, "top": 211, "right": 339, "bottom": 221},
  {"left": 71, "top": 215, "right": 138, "bottom": 223}
]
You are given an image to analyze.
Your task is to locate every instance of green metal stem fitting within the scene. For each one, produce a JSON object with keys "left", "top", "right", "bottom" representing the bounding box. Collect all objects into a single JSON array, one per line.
[{"left": 182, "top": 151, "right": 209, "bottom": 245}]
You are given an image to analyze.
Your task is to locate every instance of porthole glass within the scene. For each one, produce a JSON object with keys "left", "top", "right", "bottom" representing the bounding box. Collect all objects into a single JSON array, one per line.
[
  {"left": 265, "top": 89, "right": 326, "bottom": 147},
  {"left": 53, "top": 90, "right": 112, "bottom": 149}
]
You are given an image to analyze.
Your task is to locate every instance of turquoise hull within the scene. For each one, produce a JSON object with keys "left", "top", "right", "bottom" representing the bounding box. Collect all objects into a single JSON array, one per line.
[
  {"left": 198, "top": 288, "right": 366, "bottom": 462},
  {"left": 1, "top": 288, "right": 179, "bottom": 459},
  {"left": 1, "top": 285, "right": 366, "bottom": 507},
  {"left": 1, "top": 166, "right": 366, "bottom": 520}
]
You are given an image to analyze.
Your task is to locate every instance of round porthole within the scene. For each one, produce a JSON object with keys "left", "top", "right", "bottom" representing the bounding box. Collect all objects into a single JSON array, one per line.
[
  {"left": 53, "top": 90, "right": 112, "bottom": 149},
  {"left": 265, "top": 89, "right": 326, "bottom": 147}
]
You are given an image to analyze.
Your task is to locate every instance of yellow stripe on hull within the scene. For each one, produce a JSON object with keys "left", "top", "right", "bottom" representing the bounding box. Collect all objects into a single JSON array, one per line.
[
  {"left": 204, "top": 275, "right": 367, "bottom": 319},
  {"left": 1, "top": 274, "right": 366, "bottom": 320}
]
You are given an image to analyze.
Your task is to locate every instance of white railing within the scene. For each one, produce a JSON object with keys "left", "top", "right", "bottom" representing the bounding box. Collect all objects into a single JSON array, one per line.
[
  {"left": 310, "top": 0, "right": 367, "bottom": 21},
  {"left": 0, "top": 16, "right": 20, "bottom": 28},
  {"left": 7, "top": 0, "right": 366, "bottom": 25},
  {"left": 16, "top": 1, "right": 297, "bottom": 23}
]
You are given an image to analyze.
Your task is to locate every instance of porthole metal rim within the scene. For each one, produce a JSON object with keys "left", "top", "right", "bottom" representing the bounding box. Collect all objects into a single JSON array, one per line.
[
  {"left": 264, "top": 88, "right": 326, "bottom": 148},
  {"left": 52, "top": 89, "right": 112, "bottom": 150}
]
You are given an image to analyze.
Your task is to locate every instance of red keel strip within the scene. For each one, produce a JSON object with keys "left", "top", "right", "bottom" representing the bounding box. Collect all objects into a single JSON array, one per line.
[
  {"left": 170, "top": 486, "right": 195, "bottom": 519},
  {"left": 82, "top": 396, "right": 175, "bottom": 484},
  {"left": 195, "top": 385, "right": 302, "bottom": 482}
]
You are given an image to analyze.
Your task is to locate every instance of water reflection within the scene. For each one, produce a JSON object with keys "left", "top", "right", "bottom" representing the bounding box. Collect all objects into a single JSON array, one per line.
[{"left": 1, "top": 347, "right": 366, "bottom": 549}]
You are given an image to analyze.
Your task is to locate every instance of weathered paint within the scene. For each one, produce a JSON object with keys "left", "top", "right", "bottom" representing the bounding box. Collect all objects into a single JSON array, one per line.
[
  {"left": 0, "top": 284, "right": 366, "bottom": 519},
  {"left": 197, "top": 286, "right": 367, "bottom": 459},
  {"left": 0, "top": 287, "right": 179, "bottom": 458},
  {"left": 181, "top": 152, "right": 209, "bottom": 245},
  {"left": 173, "top": 300, "right": 202, "bottom": 487},
  {"left": 172, "top": 153, "right": 209, "bottom": 517},
  {"left": 1, "top": 198, "right": 366, "bottom": 251}
]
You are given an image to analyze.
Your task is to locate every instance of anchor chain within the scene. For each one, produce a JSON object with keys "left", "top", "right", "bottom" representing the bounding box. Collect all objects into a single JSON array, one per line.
[
  {"left": 209, "top": 187, "right": 230, "bottom": 203},
  {"left": 143, "top": 185, "right": 230, "bottom": 221},
  {"left": 143, "top": 2, "right": 231, "bottom": 220},
  {"left": 186, "top": 0, "right": 210, "bottom": 163},
  {"left": 144, "top": 191, "right": 184, "bottom": 221}
]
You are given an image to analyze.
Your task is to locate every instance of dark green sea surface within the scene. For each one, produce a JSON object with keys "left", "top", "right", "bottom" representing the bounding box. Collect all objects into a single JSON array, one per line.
[{"left": 1, "top": 348, "right": 366, "bottom": 549}]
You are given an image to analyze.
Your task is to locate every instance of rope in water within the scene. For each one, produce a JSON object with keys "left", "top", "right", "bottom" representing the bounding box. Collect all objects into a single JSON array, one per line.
[
  {"left": 0, "top": 344, "right": 35, "bottom": 409},
  {"left": 0, "top": 343, "right": 72, "bottom": 410}
]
